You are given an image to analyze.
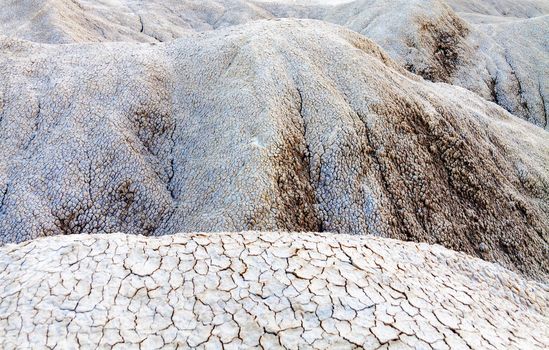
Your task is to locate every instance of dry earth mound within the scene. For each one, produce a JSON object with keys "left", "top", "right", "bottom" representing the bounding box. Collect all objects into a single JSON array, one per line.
[
  {"left": 0, "top": 20, "right": 547, "bottom": 279},
  {"left": 446, "top": 0, "right": 549, "bottom": 19},
  {"left": 1, "top": 231, "right": 548, "bottom": 349},
  {"left": 1, "top": 0, "right": 546, "bottom": 128},
  {"left": 323, "top": 0, "right": 549, "bottom": 128}
]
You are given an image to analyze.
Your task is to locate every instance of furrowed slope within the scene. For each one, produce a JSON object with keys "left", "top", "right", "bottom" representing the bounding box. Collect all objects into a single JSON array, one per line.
[
  {"left": 0, "top": 20, "right": 547, "bottom": 279},
  {"left": 1, "top": 0, "right": 546, "bottom": 128},
  {"left": 318, "top": 0, "right": 549, "bottom": 128}
]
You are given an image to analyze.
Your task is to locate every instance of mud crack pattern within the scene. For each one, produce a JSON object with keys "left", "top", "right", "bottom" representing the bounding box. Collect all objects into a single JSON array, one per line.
[{"left": 1, "top": 232, "right": 547, "bottom": 349}]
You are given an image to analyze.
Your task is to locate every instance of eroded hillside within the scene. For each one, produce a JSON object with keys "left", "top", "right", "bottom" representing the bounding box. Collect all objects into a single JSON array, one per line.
[
  {"left": 1, "top": 0, "right": 547, "bottom": 128},
  {"left": 0, "top": 20, "right": 547, "bottom": 280}
]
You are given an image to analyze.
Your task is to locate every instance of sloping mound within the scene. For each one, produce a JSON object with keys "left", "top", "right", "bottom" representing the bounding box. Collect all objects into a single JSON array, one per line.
[
  {"left": 0, "top": 231, "right": 547, "bottom": 348},
  {"left": 469, "top": 15, "right": 549, "bottom": 128},
  {"left": 305, "top": 0, "right": 549, "bottom": 128},
  {"left": 447, "top": 0, "right": 549, "bottom": 18},
  {"left": 0, "top": 0, "right": 272, "bottom": 43},
  {"left": 0, "top": 19, "right": 547, "bottom": 279},
  {"left": 1, "top": 0, "right": 546, "bottom": 128}
]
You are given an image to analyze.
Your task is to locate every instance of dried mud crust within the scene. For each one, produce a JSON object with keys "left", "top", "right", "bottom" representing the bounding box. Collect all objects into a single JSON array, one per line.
[
  {"left": 0, "top": 231, "right": 547, "bottom": 349},
  {"left": 405, "top": 13, "right": 470, "bottom": 82}
]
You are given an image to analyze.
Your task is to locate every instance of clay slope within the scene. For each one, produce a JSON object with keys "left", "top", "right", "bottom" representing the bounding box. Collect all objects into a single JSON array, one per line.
[
  {"left": 1, "top": 0, "right": 547, "bottom": 128},
  {"left": 0, "top": 20, "right": 547, "bottom": 279},
  {"left": 0, "top": 0, "right": 272, "bottom": 43},
  {"left": 316, "top": 0, "right": 549, "bottom": 128},
  {"left": 1, "top": 232, "right": 548, "bottom": 349},
  {"left": 446, "top": 0, "right": 549, "bottom": 18}
]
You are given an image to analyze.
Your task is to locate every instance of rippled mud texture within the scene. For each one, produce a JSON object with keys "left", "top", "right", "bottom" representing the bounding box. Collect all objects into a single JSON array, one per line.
[{"left": 0, "top": 20, "right": 548, "bottom": 280}]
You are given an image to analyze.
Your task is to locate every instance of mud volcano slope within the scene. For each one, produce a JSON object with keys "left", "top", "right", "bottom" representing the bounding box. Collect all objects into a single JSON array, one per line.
[
  {"left": 0, "top": 19, "right": 548, "bottom": 279},
  {"left": 1, "top": 0, "right": 547, "bottom": 129},
  {"left": 317, "top": 0, "right": 549, "bottom": 128}
]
